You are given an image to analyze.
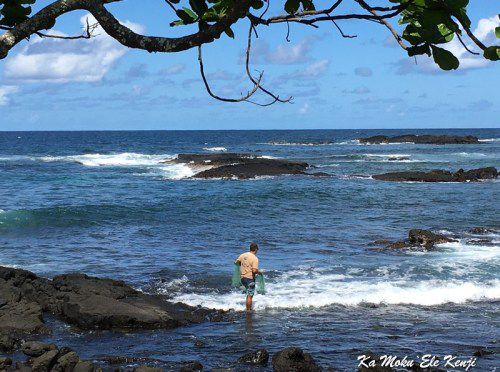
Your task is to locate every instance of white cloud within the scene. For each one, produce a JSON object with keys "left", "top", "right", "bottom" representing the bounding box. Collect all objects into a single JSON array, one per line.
[
  {"left": 267, "top": 36, "right": 319, "bottom": 64},
  {"left": 4, "top": 15, "right": 144, "bottom": 83},
  {"left": 396, "top": 15, "right": 500, "bottom": 74},
  {"left": 354, "top": 67, "right": 373, "bottom": 77},
  {"left": 299, "top": 102, "right": 310, "bottom": 114},
  {"left": 159, "top": 63, "right": 186, "bottom": 75},
  {"left": 0, "top": 85, "right": 19, "bottom": 105}
]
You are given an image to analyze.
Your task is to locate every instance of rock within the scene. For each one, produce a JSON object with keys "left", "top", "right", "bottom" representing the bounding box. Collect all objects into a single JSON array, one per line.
[
  {"left": 408, "top": 229, "right": 454, "bottom": 248},
  {"left": 0, "top": 357, "right": 12, "bottom": 368},
  {"left": 473, "top": 348, "right": 497, "bottom": 357},
  {"left": 179, "top": 361, "right": 203, "bottom": 371},
  {"left": 372, "top": 167, "right": 497, "bottom": 182},
  {"left": 309, "top": 172, "right": 331, "bottom": 177},
  {"left": 194, "top": 159, "right": 309, "bottom": 179},
  {"left": 0, "top": 333, "right": 20, "bottom": 352},
  {"left": 166, "top": 153, "right": 310, "bottom": 179},
  {"left": 470, "top": 227, "right": 496, "bottom": 235},
  {"left": 73, "top": 361, "right": 96, "bottom": 372},
  {"left": 388, "top": 241, "right": 408, "bottom": 249},
  {"left": 272, "top": 347, "right": 321, "bottom": 372},
  {"left": 0, "top": 266, "right": 223, "bottom": 333},
  {"left": 31, "top": 349, "right": 59, "bottom": 372},
  {"left": 134, "top": 366, "right": 164, "bottom": 372},
  {"left": 0, "top": 301, "right": 48, "bottom": 335},
  {"left": 22, "top": 341, "right": 57, "bottom": 357},
  {"left": 51, "top": 351, "right": 80, "bottom": 372},
  {"left": 358, "top": 134, "right": 480, "bottom": 145},
  {"left": 388, "top": 156, "right": 411, "bottom": 161},
  {"left": 238, "top": 349, "right": 269, "bottom": 365}
]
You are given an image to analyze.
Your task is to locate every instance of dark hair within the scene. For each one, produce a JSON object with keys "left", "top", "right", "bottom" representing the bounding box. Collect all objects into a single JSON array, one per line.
[{"left": 250, "top": 242, "right": 259, "bottom": 252}]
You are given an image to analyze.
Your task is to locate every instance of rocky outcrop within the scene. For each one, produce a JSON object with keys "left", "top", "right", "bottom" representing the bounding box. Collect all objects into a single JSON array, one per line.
[
  {"left": 372, "top": 229, "right": 456, "bottom": 250},
  {"left": 358, "top": 134, "right": 480, "bottom": 145},
  {"left": 0, "top": 266, "right": 223, "bottom": 336},
  {"left": 272, "top": 347, "right": 321, "bottom": 372},
  {"left": 164, "top": 153, "right": 316, "bottom": 179},
  {"left": 238, "top": 349, "right": 269, "bottom": 365},
  {"left": 408, "top": 229, "right": 454, "bottom": 248},
  {"left": 372, "top": 167, "right": 497, "bottom": 182}
]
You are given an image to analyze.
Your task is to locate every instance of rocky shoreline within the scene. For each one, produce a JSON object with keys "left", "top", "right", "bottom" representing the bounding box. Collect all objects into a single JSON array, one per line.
[
  {"left": 358, "top": 134, "right": 480, "bottom": 145},
  {"left": 162, "top": 153, "right": 329, "bottom": 179},
  {"left": 372, "top": 167, "right": 498, "bottom": 182}
]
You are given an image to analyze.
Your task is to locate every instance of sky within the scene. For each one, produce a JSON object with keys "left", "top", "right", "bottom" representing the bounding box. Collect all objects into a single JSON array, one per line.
[{"left": 0, "top": 0, "right": 499, "bottom": 131}]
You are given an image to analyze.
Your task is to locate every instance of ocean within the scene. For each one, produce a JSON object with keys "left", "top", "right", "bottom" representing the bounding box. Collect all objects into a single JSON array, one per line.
[{"left": 0, "top": 129, "right": 498, "bottom": 370}]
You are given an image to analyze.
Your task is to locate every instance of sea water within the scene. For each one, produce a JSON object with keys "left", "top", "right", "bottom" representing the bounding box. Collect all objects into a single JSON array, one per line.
[{"left": 0, "top": 129, "right": 498, "bottom": 370}]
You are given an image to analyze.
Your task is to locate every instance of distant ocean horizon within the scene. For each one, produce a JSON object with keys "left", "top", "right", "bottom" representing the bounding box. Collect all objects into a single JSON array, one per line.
[{"left": 1, "top": 128, "right": 498, "bottom": 370}]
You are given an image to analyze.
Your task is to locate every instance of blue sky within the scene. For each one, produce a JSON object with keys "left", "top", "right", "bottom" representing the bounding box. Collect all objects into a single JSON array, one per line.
[{"left": 0, "top": 0, "right": 499, "bottom": 131}]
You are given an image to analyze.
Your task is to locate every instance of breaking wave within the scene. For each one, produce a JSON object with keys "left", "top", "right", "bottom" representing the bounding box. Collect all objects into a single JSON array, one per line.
[
  {"left": 0, "top": 153, "right": 195, "bottom": 180},
  {"left": 171, "top": 274, "right": 499, "bottom": 311},
  {"left": 203, "top": 147, "right": 227, "bottom": 152}
]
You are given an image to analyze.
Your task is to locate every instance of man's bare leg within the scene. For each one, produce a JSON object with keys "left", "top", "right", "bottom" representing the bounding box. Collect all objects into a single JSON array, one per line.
[{"left": 246, "top": 295, "right": 252, "bottom": 311}]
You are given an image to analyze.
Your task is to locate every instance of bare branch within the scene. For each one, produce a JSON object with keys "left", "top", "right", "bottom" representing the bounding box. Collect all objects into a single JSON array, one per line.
[
  {"left": 245, "top": 22, "right": 293, "bottom": 105},
  {"left": 355, "top": 0, "right": 407, "bottom": 50},
  {"left": 456, "top": 32, "right": 480, "bottom": 55},
  {"left": 198, "top": 44, "right": 262, "bottom": 104}
]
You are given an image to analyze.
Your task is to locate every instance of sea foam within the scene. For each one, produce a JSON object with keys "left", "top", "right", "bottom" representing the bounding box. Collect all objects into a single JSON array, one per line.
[{"left": 172, "top": 275, "right": 499, "bottom": 311}]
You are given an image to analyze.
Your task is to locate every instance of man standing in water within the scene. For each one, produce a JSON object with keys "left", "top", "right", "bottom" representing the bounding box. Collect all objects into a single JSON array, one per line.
[{"left": 236, "top": 243, "right": 259, "bottom": 311}]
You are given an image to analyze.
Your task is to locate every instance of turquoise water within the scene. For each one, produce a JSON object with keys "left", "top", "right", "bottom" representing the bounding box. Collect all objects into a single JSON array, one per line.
[{"left": 0, "top": 129, "right": 498, "bottom": 370}]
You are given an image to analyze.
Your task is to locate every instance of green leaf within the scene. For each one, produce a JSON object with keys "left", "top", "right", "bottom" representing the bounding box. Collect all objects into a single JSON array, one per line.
[
  {"left": 431, "top": 45, "right": 459, "bottom": 70},
  {"left": 224, "top": 27, "right": 234, "bottom": 39},
  {"left": 250, "top": 0, "right": 264, "bottom": 10},
  {"left": 407, "top": 44, "right": 431, "bottom": 57},
  {"left": 175, "top": 7, "right": 198, "bottom": 24},
  {"left": 495, "top": 26, "right": 500, "bottom": 39},
  {"left": 189, "top": 0, "right": 208, "bottom": 16},
  {"left": 483, "top": 46, "right": 500, "bottom": 61},
  {"left": 285, "top": 0, "right": 299, "bottom": 14}
]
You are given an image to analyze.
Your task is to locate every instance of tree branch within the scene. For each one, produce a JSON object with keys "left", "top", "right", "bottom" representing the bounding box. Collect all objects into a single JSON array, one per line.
[{"left": 0, "top": 0, "right": 252, "bottom": 59}]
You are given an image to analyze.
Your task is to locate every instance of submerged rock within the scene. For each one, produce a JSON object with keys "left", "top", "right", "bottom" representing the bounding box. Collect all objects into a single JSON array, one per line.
[
  {"left": 179, "top": 361, "right": 203, "bottom": 371},
  {"left": 470, "top": 227, "right": 497, "bottom": 235},
  {"left": 358, "top": 134, "right": 480, "bottom": 145},
  {"left": 372, "top": 167, "right": 497, "bottom": 182},
  {"left": 272, "top": 347, "right": 321, "bottom": 372},
  {"left": 238, "top": 349, "right": 269, "bottom": 365},
  {"left": 166, "top": 153, "right": 313, "bottom": 179},
  {"left": 22, "top": 341, "right": 57, "bottom": 357}
]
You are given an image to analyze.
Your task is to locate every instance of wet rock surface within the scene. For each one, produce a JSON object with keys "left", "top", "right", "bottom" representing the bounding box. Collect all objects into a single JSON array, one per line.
[
  {"left": 165, "top": 153, "right": 315, "bottom": 179},
  {"left": 371, "top": 229, "right": 457, "bottom": 250},
  {"left": 238, "top": 349, "right": 269, "bottom": 365},
  {"left": 0, "top": 266, "right": 223, "bottom": 337},
  {"left": 372, "top": 167, "right": 497, "bottom": 182},
  {"left": 272, "top": 347, "right": 321, "bottom": 372},
  {"left": 358, "top": 134, "right": 480, "bottom": 145}
]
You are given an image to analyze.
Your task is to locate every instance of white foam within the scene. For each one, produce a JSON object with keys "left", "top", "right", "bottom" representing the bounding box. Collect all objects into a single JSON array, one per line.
[
  {"left": 453, "top": 152, "right": 488, "bottom": 158},
  {"left": 203, "top": 147, "right": 227, "bottom": 152},
  {"left": 39, "top": 153, "right": 174, "bottom": 167},
  {"left": 436, "top": 240, "right": 499, "bottom": 262},
  {"left": 172, "top": 274, "right": 500, "bottom": 311},
  {"left": 479, "top": 138, "right": 500, "bottom": 143},
  {"left": 158, "top": 163, "right": 195, "bottom": 180}
]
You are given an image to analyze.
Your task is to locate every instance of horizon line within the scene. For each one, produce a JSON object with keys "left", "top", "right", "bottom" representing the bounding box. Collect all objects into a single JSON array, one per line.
[{"left": 1, "top": 127, "right": 499, "bottom": 133}]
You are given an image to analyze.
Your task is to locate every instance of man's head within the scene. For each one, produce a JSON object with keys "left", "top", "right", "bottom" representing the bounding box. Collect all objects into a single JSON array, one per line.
[{"left": 250, "top": 242, "right": 258, "bottom": 254}]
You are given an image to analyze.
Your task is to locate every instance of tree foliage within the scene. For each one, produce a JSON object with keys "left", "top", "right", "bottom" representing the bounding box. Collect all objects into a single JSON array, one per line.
[{"left": 0, "top": 0, "right": 498, "bottom": 103}]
